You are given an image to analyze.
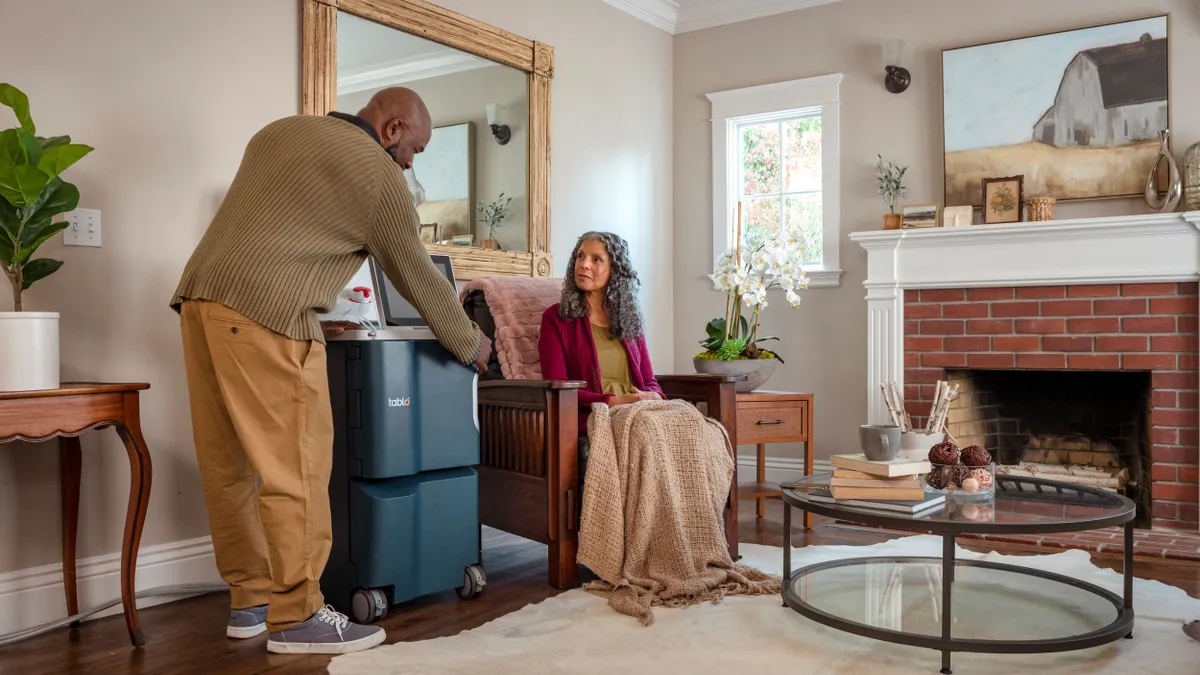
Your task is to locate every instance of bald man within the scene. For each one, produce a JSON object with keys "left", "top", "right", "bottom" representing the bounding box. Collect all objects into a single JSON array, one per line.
[{"left": 170, "top": 88, "right": 490, "bottom": 655}]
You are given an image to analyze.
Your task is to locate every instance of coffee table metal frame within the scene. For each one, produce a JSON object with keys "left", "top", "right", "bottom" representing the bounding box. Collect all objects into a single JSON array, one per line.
[{"left": 780, "top": 475, "right": 1136, "bottom": 674}]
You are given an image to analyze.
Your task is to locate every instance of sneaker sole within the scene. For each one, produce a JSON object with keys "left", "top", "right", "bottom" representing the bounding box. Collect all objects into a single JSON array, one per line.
[
  {"left": 227, "top": 623, "right": 268, "bottom": 639},
  {"left": 266, "top": 629, "right": 386, "bottom": 655}
]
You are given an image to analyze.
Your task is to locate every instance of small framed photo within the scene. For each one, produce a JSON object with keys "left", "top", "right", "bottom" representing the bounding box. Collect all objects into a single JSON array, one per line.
[
  {"left": 943, "top": 205, "right": 973, "bottom": 227},
  {"left": 419, "top": 222, "right": 441, "bottom": 244},
  {"left": 981, "top": 176, "right": 1024, "bottom": 224},
  {"left": 901, "top": 203, "right": 940, "bottom": 228}
]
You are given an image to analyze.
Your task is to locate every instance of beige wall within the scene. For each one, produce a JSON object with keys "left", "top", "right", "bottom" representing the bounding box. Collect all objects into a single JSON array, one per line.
[
  {"left": 0, "top": 0, "right": 672, "bottom": 574},
  {"left": 673, "top": 0, "right": 1200, "bottom": 461},
  {"left": 339, "top": 65, "right": 531, "bottom": 252}
]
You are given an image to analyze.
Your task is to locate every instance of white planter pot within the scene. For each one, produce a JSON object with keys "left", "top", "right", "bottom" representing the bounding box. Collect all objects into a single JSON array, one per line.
[
  {"left": 0, "top": 311, "right": 60, "bottom": 392},
  {"left": 693, "top": 357, "right": 778, "bottom": 393}
]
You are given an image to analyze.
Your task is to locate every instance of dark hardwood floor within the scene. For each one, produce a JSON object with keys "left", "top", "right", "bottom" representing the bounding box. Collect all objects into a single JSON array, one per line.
[{"left": 2, "top": 500, "right": 1198, "bottom": 675}]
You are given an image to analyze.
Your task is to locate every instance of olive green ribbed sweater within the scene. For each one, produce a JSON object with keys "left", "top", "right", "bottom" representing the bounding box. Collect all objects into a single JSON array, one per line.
[{"left": 170, "top": 114, "right": 482, "bottom": 365}]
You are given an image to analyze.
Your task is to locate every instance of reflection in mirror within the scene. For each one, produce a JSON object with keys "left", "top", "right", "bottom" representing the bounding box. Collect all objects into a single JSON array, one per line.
[{"left": 336, "top": 11, "right": 529, "bottom": 253}]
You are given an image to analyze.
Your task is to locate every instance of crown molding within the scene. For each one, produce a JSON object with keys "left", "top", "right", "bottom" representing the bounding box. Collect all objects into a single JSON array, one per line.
[
  {"left": 337, "top": 52, "right": 496, "bottom": 95},
  {"left": 598, "top": 0, "right": 679, "bottom": 33},
  {"left": 599, "top": 0, "right": 842, "bottom": 34},
  {"left": 677, "top": 0, "right": 841, "bottom": 33}
]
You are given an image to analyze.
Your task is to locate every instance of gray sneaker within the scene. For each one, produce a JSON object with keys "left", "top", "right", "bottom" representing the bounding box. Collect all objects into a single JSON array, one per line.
[
  {"left": 266, "top": 605, "right": 386, "bottom": 655},
  {"left": 227, "top": 605, "right": 268, "bottom": 639}
]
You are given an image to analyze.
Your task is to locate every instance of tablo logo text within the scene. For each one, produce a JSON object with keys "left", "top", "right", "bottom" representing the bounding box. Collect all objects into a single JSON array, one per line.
[{"left": 388, "top": 397, "right": 412, "bottom": 408}]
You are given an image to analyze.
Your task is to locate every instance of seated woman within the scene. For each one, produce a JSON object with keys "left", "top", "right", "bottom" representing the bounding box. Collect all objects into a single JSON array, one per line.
[
  {"left": 537, "top": 231, "right": 663, "bottom": 447},
  {"left": 538, "top": 231, "right": 777, "bottom": 622}
]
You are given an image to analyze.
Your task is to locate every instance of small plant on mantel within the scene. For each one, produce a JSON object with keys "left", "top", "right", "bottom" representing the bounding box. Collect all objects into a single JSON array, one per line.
[
  {"left": 0, "top": 83, "right": 93, "bottom": 310},
  {"left": 877, "top": 154, "right": 909, "bottom": 230}
]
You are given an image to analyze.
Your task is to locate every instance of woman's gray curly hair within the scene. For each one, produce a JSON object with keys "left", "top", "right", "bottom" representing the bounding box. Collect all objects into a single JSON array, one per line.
[{"left": 558, "top": 231, "right": 644, "bottom": 340}]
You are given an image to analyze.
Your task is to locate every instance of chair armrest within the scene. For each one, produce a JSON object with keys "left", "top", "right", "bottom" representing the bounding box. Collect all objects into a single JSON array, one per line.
[
  {"left": 479, "top": 379, "right": 585, "bottom": 390},
  {"left": 657, "top": 374, "right": 747, "bottom": 385}
]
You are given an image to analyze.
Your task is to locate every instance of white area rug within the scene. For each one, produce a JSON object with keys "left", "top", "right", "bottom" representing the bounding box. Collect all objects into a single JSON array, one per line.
[{"left": 328, "top": 536, "right": 1200, "bottom": 674}]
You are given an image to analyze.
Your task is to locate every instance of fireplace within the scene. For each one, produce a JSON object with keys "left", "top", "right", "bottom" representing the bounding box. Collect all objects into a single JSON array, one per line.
[
  {"left": 851, "top": 212, "right": 1200, "bottom": 531},
  {"left": 942, "top": 368, "right": 1152, "bottom": 527}
]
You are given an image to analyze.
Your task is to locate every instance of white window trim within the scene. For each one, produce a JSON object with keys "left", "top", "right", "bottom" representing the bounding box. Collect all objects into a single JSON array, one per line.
[{"left": 707, "top": 73, "right": 843, "bottom": 288}]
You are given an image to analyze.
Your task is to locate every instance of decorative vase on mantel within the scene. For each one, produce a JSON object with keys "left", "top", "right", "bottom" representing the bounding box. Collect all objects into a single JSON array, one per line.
[{"left": 1145, "top": 129, "right": 1183, "bottom": 213}]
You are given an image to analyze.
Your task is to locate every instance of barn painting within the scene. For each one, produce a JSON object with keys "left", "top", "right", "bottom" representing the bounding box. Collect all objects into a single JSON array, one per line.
[{"left": 943, "top": 16, "right": 1169, "bottom": 207}]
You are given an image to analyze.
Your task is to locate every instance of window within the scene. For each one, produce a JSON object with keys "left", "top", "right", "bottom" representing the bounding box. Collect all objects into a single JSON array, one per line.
[{"left": 707, "top": 74, "right": 842, "bottom": 288}]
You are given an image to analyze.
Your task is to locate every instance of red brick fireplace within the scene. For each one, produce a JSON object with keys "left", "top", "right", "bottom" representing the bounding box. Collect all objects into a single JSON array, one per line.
[{"left": 903, "top": 282, "right": 1199, "bottom": 530}]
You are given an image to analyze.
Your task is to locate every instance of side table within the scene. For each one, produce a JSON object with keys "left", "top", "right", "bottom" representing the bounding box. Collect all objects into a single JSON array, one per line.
[
  {"left": 0, "top": 383, "right": 152, "bottom": 647},
  {"left": 736, "top": 390, "right": 814, "bottom": 528}
]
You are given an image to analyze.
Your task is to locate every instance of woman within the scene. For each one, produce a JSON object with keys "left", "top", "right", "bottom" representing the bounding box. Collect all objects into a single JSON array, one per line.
[{"left": 538, "top": 231, "right": 664, "bottom": 434}]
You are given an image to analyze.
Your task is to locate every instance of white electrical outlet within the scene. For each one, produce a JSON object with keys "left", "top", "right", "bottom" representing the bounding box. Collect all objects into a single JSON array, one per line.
[{"left": 63, "top": 209, "right": 101, "bottom": 247}]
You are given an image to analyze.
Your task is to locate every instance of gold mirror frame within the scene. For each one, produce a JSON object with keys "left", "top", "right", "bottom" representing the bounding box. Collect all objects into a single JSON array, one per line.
[{"left": 301, "top": 0, "right": 554, "bottom": 280}]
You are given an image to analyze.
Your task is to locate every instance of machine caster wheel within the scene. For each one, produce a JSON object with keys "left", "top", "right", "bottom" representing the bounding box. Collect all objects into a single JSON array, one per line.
[
  {"left": 456, "top": 564, "right": 487, "bottom": 599},
  {"left": 350, "top": 588, "right": 388, "bottom": 624}
]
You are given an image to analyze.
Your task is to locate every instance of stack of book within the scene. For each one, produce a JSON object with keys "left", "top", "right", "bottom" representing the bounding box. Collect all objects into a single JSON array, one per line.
[{"left": 807, "top": 453, "right": 944, "bottom": 515}]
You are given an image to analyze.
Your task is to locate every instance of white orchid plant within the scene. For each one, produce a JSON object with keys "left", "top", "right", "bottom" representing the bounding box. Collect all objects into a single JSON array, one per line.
[{"left": 700, "top": 232, "right": 810, "bottom": 362}]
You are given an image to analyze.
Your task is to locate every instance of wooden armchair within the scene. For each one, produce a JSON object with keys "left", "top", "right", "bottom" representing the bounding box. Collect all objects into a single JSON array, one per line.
[{"left": 476, "top": 374, "right": 743, "bottom": 588}]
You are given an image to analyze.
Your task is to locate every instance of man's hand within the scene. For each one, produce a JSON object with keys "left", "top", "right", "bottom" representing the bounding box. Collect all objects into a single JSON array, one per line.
[
  {"left": 321, "top": 320, "right": 362, "bottom": 340},
  {"left": 471, "top": 334, "right": 493, "bottom": 375}
]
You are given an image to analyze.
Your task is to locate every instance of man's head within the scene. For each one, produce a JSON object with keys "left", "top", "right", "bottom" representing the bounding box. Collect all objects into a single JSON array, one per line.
[{"left": 357, "top": 87, "right": 432, "bottom": 170}]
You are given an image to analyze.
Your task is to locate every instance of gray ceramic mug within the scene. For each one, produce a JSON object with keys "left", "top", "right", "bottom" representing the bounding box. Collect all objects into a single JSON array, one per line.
[{"left": 860, "top": 424, "right": 901, "bottom": 461}]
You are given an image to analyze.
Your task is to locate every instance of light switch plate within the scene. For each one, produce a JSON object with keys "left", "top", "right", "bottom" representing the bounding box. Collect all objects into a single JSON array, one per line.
[{"left": 63, "top": 209, "right": 101, "bottom": 247}]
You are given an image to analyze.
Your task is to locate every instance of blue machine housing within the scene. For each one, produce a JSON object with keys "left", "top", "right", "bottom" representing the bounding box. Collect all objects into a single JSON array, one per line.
[{"left": 322, "top": 332, "right": 482, "bottom": 616}]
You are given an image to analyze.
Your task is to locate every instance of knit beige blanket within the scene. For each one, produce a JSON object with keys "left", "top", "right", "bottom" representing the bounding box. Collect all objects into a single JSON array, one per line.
[{"left": 578, "top": 399, "right": 780, "bottom": 626}]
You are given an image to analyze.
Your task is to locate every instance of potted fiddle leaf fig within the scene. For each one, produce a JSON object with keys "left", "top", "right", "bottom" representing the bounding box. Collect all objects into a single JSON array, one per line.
[{"left": 0, "top": 83, "right": 93, "bottom": 391}]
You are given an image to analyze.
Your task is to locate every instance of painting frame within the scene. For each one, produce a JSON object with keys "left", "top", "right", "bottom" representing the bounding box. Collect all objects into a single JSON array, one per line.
[
  {"left": 414, "top": 121, "right": 475, "bottom": 243},
  {"left": 418, "top": 222, "right": 441, "bottom": 245},
  {"left": 900, "top": 203, "right": 940, "bottom": 229},
  {"left": 941, "top": 14, "right": 1171, "bottom": 207},
  {"left": 981, "top": 175, "right": 1025, "bottom": 224}
]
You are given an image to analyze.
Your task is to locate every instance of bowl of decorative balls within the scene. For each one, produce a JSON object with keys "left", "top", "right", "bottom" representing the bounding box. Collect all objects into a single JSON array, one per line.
[{"left": 924, "top": 441, "right": 995, "bottom": 499}]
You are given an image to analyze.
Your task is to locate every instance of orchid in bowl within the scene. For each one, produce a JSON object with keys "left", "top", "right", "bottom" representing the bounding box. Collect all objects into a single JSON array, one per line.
[{"left": 699, "top": 231, "right": 810, "bottom": 364}]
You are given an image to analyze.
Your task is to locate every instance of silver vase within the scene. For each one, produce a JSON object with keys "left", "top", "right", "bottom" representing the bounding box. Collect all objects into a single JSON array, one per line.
[
  {"left": 1145, "top": 129, "right": 1182, "bottom": 213},
  {"left": 1185, "top": 141, "right": 1200, "bottom": 212}
]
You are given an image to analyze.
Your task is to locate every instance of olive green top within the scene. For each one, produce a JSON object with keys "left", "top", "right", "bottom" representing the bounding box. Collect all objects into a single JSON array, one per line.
[
  {"left": 169, "top": 114, "right": 483, "bottom": 366},
  {"left": 591, "top": 323, "right": 636, "bottom": 396}
]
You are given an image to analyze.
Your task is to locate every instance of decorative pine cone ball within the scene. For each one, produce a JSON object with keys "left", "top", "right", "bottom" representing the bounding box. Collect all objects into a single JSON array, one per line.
[
  {"left": 925, "top": 469, "right": 950, "bottom": 490},
  {"left": 928, "top": 441, "right": 960, "bottom": 465},
  {"left": 961, "top": 445, "right": 992, "bottom": 467},
  {"left": 947, "top": 464, "right": 970, "bottom": 488}
]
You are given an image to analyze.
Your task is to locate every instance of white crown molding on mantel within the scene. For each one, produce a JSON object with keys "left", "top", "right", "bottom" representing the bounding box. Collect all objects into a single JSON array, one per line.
[
  {"left": 599, "top": 0, "right": 841, "bottom": 34},
  {"left": 338, "top": 52, "right": 496, "bottom": 95},
  {"left": 849, "top": 211, "right": 1200, "bottom": 426}
]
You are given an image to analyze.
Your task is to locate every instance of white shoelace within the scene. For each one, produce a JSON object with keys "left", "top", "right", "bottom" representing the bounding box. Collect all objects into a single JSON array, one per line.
[{"left": 316, "top": 605, "right": 350, "bottom": 638}]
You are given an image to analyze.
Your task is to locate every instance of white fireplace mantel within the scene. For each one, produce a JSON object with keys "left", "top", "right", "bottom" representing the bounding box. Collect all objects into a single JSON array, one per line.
[{"left": 849, "top": 211, "right": 1200, "bottom": 425}]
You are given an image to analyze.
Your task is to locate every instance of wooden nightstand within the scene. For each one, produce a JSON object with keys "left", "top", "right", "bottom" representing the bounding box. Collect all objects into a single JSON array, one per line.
[{"left": 736, "top": 390, "right": 814, "bottom": 528}]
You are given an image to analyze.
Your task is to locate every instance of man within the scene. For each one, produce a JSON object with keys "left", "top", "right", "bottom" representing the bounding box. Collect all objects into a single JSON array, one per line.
[{"left": 170, "top": 87, "right": 490, "bottom": 655}]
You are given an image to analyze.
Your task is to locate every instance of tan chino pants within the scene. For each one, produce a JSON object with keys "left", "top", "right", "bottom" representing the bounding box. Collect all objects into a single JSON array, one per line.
[{"left": 179, "top": 300, "right": 333, "bottom": 631}]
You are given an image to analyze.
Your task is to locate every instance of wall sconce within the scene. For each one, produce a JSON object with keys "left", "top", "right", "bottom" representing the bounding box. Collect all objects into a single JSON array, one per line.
[
  {"left": 882, "top": 39, "right": 911, "bottom": 94},
  {"left": 485, "top": 103, "right": 511, "bottom": 145}
]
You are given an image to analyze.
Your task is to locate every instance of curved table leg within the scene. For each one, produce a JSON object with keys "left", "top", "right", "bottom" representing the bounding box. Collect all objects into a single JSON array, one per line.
[
  {"left": 59, "top": 436, "right": 82, "bottom": 625},
  {"left": 115, "top": 402, "right": 153, "bottom": 648}
]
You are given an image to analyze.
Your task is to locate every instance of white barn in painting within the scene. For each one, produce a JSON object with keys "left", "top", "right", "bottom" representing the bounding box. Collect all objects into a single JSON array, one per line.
[{"left": 1032, "top": 34, "right": 1167, "bottom": 148}]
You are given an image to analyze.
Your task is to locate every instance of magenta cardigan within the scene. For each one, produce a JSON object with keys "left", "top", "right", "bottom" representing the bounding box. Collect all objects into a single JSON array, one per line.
[{"left": 537, "top": 304, "right": 664, "bottom": 432}]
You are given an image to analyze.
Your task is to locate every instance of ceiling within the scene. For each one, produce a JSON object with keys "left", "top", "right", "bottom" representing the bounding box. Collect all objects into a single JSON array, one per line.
[{"left": 600, "top": 0, "right": 842, "bottom": 34}]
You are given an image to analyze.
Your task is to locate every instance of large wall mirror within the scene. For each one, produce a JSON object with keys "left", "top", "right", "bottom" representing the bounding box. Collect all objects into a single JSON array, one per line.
[{"left": 302, "top": 0, "right": 553, "bottom": 279}]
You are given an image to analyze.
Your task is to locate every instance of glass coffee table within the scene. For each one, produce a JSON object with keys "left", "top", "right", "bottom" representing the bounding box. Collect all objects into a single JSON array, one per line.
[{"left": 780, "top": 474, "right": 1137, "bottom": 674}]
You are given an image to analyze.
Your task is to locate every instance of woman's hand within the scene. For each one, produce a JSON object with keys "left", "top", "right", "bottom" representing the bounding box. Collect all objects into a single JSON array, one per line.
[{"left": 609, "top": 390, "right": 662, "bottom": 406}]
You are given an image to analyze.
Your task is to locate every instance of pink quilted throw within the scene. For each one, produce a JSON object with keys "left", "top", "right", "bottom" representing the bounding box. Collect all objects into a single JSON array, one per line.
[{"left": 460, "top": 277, "right": 562, "bottom": 380}]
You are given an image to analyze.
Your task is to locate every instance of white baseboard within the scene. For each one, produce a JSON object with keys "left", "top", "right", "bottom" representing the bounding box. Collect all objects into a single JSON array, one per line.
[
  {"left": 0, "top": 536, "right": 220, "bottom": 636},
  {"left": 737, "top": 455, "right": 832, "bottom": 484}
]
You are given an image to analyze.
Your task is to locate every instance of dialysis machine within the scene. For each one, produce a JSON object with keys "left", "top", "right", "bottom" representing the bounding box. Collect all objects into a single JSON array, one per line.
[{"left": 321, "top": 254, "right": 485, "bottom": 624}]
